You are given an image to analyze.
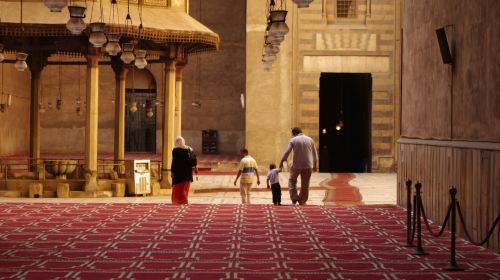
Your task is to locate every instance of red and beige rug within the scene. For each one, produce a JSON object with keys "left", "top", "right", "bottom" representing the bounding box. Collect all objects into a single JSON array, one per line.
[{"left": 0, "top": 203, "right": 499, "bottom": 279}]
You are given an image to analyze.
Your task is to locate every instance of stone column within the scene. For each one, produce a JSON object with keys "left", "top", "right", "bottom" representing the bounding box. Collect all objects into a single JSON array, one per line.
[
  {"left": 29, "top": 66, "right": 41, "bottom": 168},
  {"left": 174, "top": 66, "right": 184, "bottom": 138},
  {"left": 84, "top": 54, "right": 100, "bottom": 191},
  {"left": 160, "top": 59, "right": 177, "bottom": 188},
  {"left": 28, "top": 53, "right": 46, "bottom": 172},
  {"left": 111, "top": 58, "right": 128, "bottom": 174}
]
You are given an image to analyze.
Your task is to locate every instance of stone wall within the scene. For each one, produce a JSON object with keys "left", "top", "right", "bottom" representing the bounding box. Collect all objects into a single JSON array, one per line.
[
  {"left": 0, "top": 64, "right": 31, "bottom": 156},
  {"left": 246, "top": 0, "right": 401, "bottom": 171},
  {"left": 245, "top": 0, "right": 294, "bottom": 169},
  {"left": 183, "top": 0, "right": 246, "bottom": 155}
]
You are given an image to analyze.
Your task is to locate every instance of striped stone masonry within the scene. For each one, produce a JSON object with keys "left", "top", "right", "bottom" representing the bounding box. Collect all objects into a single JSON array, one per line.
[{"left": 295, "top": 0, "right": 399, "bottom": 172}]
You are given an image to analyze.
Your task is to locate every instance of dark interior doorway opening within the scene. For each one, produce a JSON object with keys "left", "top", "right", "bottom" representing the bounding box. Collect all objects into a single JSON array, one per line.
[
  {"left": 319, "top": 73, "right": 372, "bottom": 172},
  {"left": 125, "top": 89, "right": 157, "bottom": 153}
]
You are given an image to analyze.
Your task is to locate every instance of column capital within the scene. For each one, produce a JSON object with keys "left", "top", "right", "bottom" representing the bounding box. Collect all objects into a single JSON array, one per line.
[
  {"left": 176, "top": 66, "right": 184, "bottom": 81},
  {"left": 110, "top": 56, "right": 129, "bottom": 79},
  {"left": 86, "top": 53, "right": 100, "bottom": 67},
  {"left": 26, "top": 52, "right": 49, "bottom": 75}
]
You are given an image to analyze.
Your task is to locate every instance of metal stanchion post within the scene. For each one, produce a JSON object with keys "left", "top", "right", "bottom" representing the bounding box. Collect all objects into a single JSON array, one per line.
[
  {"left": 444, "top": 187, "right": 463, "bottom": 271},
  {"left": 402, "top": 179, "right": 415, "bottom": 247},
  {"left": 412, "top": 182, "right": 429, "bottom": 255}
]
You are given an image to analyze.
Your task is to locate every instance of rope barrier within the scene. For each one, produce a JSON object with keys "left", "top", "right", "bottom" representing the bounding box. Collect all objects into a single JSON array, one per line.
[
  {"left": 411, "top": 182, "right": 428, "bottom": 256},
  {"left": 410, "top": 194, "right": 417, "bottom": 243},
  {"left": 420, "top": 197, "right": 452, "bottom": 238},
  {"left": 456, "top": 202, "right": 500, "bottom": 246}
]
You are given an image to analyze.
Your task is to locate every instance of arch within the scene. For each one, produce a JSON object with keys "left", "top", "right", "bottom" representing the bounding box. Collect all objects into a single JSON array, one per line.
[{"left": 125, "top": 68, "right": 158, "bottom": 153}]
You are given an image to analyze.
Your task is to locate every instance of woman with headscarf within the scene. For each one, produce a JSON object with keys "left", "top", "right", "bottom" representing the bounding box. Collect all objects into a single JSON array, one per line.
[{"left": 171, "top": 136, "right": 197, "bottom": 204}]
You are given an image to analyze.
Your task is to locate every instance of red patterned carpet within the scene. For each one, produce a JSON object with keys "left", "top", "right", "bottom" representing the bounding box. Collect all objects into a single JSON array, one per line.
[{"left": 0, "top": 203, "right": 499, "bottom": 279}]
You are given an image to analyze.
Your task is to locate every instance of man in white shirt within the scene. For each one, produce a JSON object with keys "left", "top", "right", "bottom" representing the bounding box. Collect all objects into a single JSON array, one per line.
[{"left": 279, "top": 127, "right": 318, "bottom": 205}]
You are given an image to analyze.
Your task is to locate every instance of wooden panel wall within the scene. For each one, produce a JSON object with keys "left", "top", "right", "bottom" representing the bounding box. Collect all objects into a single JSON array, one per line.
[{"left": 398, "top": 141, "right": 500, "bottom": 252}]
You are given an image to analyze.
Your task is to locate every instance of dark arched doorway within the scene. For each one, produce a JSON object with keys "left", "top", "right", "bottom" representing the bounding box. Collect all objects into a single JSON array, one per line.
[
  {"left": 319, "top": 73, "right": 372, "bottom": 172},
  {"left": 125, "top": 68, "right": 157, "bottom": 153}
]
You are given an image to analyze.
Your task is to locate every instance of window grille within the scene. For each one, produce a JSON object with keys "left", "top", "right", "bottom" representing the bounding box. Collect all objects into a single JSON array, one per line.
[{"left": 336, "top": 0, "right": 356, "bottom": 18}]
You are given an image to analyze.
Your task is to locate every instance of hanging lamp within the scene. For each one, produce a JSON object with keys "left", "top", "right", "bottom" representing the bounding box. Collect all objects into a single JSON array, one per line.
[
  {"left": 292, "top": 0, "right": 314, "bottom": 8},
  {"left": 44, "top": 0, "right": 68, "bottom": 12},
  {"left": 134, "top": 50, "right": 147, "bottom": 69},
  {"left": 129, "top": 68, "right": 137, "bottom": 113},
  {"left": 88, "top": 0, "right": 107, "bottom": 47},
  {"left": 14, "top": 53, "right": 28, "bottom": 72},
  {"left": 0, "top": 44, "right": 5, "bottom": 63},
  {"left": 39, "top": 71, "right": 46, "bottom": 113},
  {"left": 0, "top": 64, "right": 5, "bottom": 113},
  {"left": 15, "top": 0, "right": 29, "bottom": 72},
  {"left": 105, "top": 0, "right": 122, "bottom": 56},
  {"left": 89, "top": 22, "right": 107, "bottom": 47},
  {"left": 268, "top": 0, "right": 289, "bottom": 38},
  {"left": 121, "top": 43, "right": 135, "bottom": 64},
  {"left": 56, "top": 61, "right": 63, "bottom": 110},
  {"left": 66, "top": 4, "right": 86, "bottom": 35}
]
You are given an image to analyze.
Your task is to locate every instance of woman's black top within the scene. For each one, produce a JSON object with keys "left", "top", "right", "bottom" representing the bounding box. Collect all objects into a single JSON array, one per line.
[{"left": 171, "top": 147, "right": 193, "bottom": 185}]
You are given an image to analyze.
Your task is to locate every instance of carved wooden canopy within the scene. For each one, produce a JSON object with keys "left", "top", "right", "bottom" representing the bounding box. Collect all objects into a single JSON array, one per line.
[{"left": 0, "top": 0, "right": 219, "bottom": 60}]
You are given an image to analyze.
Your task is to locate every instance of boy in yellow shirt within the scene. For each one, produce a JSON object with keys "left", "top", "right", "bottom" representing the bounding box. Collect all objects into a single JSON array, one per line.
[{"left": 234, "top": 148, "right": 260, "bottom": 204}]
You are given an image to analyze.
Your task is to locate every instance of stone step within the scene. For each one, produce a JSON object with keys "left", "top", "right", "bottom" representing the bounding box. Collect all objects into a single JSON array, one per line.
[
  {"left": 70, "top": 191, "right": 113, "bottom": 198},
  {"left": 0, "top": 190, "right": 22, "bottom": 198}
]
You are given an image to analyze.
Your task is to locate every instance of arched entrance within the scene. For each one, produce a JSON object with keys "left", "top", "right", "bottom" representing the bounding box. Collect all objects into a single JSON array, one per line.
[
  {"left": 125, "top": 68, "right": 157, "bottom": 153},
  {"left": 319, "top": 73, "right": 372, "bottom": 172}
]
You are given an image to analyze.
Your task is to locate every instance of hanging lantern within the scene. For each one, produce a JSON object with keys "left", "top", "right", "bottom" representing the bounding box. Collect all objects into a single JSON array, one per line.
[
  {"left": 146, "top": 107, "right": 154, "bottom": 118},
  {"left": 66, "top": 5, "right": 86, "bottom": 35},
  {"left": 89, "top": 22, "right": 107, "bottom": 48},
  {"left": 129, "top": 101, "right": 138, "bottom": 113},
  {"left": 75, "top": 97, "right": 82, "bottom": 116},
  {"left": 264, "top": 44, "right": 279, "bottom": 55},
  {"left": 105, "top": 34, "right": 122, "bottom": 56},
  {"left": 14, "top": 53, "right": 28, "bottom": 72},
  {"left": 268, "top": 10, "right": 289, "bottom": 37},
  {"left": 0, "top": 104, "right": 5, "bottom": 113},
  {"left": 268, "top": 34, "right": 285, "bottom": 46},
  {"left": 120, "top": 43, "right": 135, "bottom": 64},
  {"left": 0, "top": 44, "right": 5, "bottom": 63},
  {"left": 134, "top": 50, "right": 147, "bottom": 69},
  {"left": 39, "top": 101, "right": 46, "bottom": 113},
  {"left": 43, "top": 0, "right": 67, "bottom": 12},
  {"left": 292, "top": 0, "right": 314, "bottom": 8},
  {"left": 262, "top": 54, "right": 276, "bottom": 63}
]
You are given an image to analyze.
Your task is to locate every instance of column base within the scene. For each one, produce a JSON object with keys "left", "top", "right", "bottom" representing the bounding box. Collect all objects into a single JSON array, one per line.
[
  {"left": 84, "top": 170, "right": 100, "bottom": 192},
  {"left": 160, "top": 170, "right": 172, "bottom": 189}
]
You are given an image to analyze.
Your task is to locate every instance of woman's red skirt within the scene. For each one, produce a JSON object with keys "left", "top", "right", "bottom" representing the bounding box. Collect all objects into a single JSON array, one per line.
[{"left": 171, "top": 181, "right": 191, "bottom": 205}]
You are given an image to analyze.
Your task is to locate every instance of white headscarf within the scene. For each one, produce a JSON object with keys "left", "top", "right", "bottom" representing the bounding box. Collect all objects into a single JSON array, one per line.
[{"left": 175, "top": 136, "right": 187, "bottom": 149}]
